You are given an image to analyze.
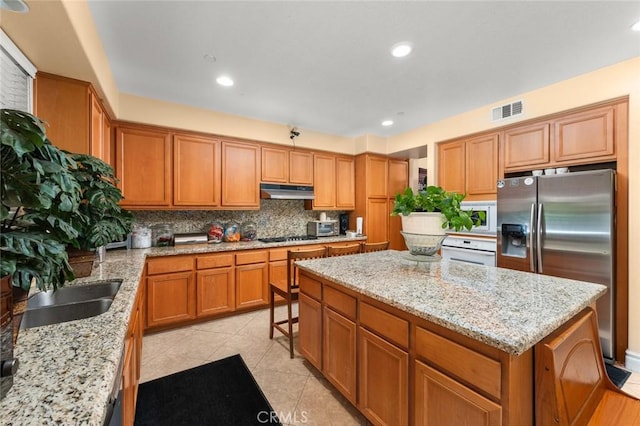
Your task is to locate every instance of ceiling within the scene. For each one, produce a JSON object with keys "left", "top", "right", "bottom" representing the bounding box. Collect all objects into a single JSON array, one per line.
[{"left": 86, "top": 1, "right": 640, "bottom": 139}]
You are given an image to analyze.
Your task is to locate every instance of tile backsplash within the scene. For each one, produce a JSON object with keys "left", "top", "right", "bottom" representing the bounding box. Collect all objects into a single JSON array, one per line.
[{"left": 132, "top": 200, "right": 345, "bottom": 238}]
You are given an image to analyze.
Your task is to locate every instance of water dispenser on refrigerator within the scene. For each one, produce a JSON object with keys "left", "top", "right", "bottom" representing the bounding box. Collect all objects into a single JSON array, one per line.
[{"left": 500, "top": 224, "right": 527, "bottom": 258}]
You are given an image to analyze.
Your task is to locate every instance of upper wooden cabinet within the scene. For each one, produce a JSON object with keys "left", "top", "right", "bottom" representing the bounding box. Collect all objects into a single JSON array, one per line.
[
  {"left": 174, "top": 133, "right": 221, "bottom": 207},
  {"left": 553, "top": 105, "right": 615, "bottom": 163},
  {"left": 221, "top": 140, "right": 260, "bottom": 208},
  {"left": 306, "top": 153, "right": 355, "bottom": 210},
  {"left": 437, "top": 134, "right": 498, "bottom": 200},
  {"left": 34, "top": 72, "right": 110, "bottom": 162},
  {"left": 261, "top": 146, "right": 313, "bottom": 185},
  {"left": 502, "top": 122, "right": 550, "bottom": 170},
  {"left": 366, "top": 156, "right": 389, "bottom": 198},
  {"left": 116, "top": 125, "right": 172, "bottom": 207},
  {"left": 388, "top": 159, "right": 409, "bottom": 198}
]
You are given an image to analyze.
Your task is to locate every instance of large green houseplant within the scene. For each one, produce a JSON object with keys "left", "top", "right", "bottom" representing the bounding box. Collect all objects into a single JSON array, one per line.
[{"left": 391, "top": 186, "right": 483, "bottom": 232}]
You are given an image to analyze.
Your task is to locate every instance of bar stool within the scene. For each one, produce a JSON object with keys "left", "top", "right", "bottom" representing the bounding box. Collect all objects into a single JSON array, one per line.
[
  {"left": 361, "top": 241, "right": 389, "bottom": 253},
  {"left": 326, "top": 243, "right": 362, "bottom": 257},
  {"left": 269, "top": 247, "right": 327, "bottom": 358}
]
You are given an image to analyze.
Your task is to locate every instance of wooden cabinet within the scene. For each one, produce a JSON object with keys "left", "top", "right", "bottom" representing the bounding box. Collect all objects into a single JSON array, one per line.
[
  {"left": 552, "top": 105, "right": 615, "bottom": 163},
  {"left": 437, "top": 134, "right": 498, "bottom": 199},
  {"left": 116, "top": 125, "right": 172, "bottom": 207},
  {"left": 121, "top": 281, "right": 144, "bottom": 425},
  {"left": 145, "top": 256, "right": 195, "bottom": 329},
  {"left": 235, "top": 250, "right": 268, "bottom": 309},
  {"left": 34, "top": 72, "right": 110, "bottom": 161},
  {"left": 221, "top": 140, "right": 260, "bottom": 208},
  {"left": 196, "top": 253, "right": 234, "bottom": 317},
  {"left": 414, "top": 360, "right": 501, "bottom": 426},
  {"left": 174, "top": 134, "right": 221, "bottom": 207},
  {"left": 261, "top": 146, "right": 313, "bottom": 185},
  {"left": 502, "top": 122, "right": 551, "bottom": 170},
  {"left": 354, "top": 154, "right": 409, "bottom": 248},
  {"left": 298, "top": 292, "right": 322, "bottom": 369},
  {"left": 306, "top": 153, "right": 355, "bottom": 210}
]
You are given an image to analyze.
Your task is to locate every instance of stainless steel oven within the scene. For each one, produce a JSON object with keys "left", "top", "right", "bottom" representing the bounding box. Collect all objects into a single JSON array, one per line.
[{"left": 441, "top": 235, "right": 496, "bottom": 266}]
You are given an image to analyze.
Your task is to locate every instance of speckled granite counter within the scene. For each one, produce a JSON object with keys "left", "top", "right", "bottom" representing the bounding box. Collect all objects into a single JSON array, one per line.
[
  {"left": 0, "top": 235, "right": 364, "bottom": 425},
  {"left": 296, "top": 250, "right": 607, "bottom": 355}
]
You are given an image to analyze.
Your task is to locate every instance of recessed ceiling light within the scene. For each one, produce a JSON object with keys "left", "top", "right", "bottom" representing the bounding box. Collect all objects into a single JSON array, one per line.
[
  {"left": 391, "top": 42, "right": 412, "bottom": 58},
  {"left": 381, "top": 120, "right": 394, "bottom": 127},
  {"left": 216, "top": 76, "right": 234, "bottom": 87},
  {"left": 0, "top": 0, "right": 29, "bottom": 12},
  {"left": 632, "top": 20, "right": 640, "bottom": 31}
]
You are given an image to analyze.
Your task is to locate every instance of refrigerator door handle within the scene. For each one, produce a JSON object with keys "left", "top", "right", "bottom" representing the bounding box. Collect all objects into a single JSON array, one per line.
[
  {"left": 536, "top": 203, "right": 543, "bottom": 272},
  {"left": 529, "top": 203, "right": 536, "bottom": 272}
]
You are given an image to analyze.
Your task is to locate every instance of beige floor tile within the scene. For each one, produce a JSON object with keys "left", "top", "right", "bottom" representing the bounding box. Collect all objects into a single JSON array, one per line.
[
  {"left": 255, "top": 338, "right": 315, "bottom": 377},
  {"left": 189, "top": 310, "right": 258, "bottom": 334},
  {"left": 622, "top": 371, "right": 640, "bottom": 398},
  {"left": 251, "top": 369, "right": 309, "bottom": 418},
  {"left": 141, "top": 327, "right": 192, "bottom": 363},
  {"left": 208, "top": 332, "right": 275, "bottom": 368},
  {"left": 140, "top": 351, "right": 211, "bottom": 383},
  {"left": 161, "top": 328, "right": 231, "bottom": 362}
]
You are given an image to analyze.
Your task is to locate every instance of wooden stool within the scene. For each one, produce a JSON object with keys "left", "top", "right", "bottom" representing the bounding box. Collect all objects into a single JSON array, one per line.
[
  {"left": 535, "top": 307, "right": 640, "bottom": 425},
  {"left": 361, "top": 241, "right": 389, "bottom": 253},
  {"left": 326, "top": 243, "right": 361, "bottom": 257},
  {"left": 269, "top": 247, "right": 327, "bottom": 358}
]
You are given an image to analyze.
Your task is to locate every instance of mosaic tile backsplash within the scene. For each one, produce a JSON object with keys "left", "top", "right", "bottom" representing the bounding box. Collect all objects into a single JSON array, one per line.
[{"left": 132, "top": 200, "right": 346, "bottom": 238}]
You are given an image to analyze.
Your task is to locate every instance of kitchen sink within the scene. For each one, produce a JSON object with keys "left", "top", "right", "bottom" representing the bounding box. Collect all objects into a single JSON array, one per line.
[
  {"left": 20, "top": 299, "right": 115, "bottom": 329},
  {"left": 20, "top": 279, "right": 123, "bottom": 329},
  {"left": 26, "top": 279, "right": 122, "bottom": 309}
]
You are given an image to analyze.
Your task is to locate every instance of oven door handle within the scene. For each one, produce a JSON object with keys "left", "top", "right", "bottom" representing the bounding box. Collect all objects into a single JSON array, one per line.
[{"left": 442, "top": 247, "right": 495, "bottom": 257}]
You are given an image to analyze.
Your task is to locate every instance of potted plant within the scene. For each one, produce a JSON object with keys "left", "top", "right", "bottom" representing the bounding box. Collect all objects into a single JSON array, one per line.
[{"left": 1, "top": 109, "right": 81, "bottom": 292}]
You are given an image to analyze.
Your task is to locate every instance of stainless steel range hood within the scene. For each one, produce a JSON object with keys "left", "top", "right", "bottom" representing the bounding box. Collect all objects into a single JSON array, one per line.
[{"left": 260, "top": 183, "right": 315, "bottom": 200}]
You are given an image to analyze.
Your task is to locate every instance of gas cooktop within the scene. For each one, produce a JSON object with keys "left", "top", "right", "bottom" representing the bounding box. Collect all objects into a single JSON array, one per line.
[{"left": 258, "top": 235, "right": 318, "bottom": 243}]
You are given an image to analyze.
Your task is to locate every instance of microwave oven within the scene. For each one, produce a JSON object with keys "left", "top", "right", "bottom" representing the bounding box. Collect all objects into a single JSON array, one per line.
[
  {"left": 307, "top": 220, "right": 339, "bottom": 237},
  {"left": 459, "top": 201, "right": 497, "bottom": 235}
]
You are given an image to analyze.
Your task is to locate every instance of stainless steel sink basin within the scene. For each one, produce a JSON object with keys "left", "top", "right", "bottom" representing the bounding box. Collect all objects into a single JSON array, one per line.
[
  {"left": 20, "top": 279, "right": 123, "bottom": 329},
  {"left": 20, "top": 298, "right": 114, "bottom": 329},
  {"left": 26, "top": 279, "right": 122, "bottom": 309}
]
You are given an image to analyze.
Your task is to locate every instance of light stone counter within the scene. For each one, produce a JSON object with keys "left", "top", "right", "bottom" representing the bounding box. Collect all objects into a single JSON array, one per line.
[
  {"left": 296, "top": 250, "right": 607, "bottom": 355},
  {"left": 0, "top": 235, "right": 364, "bottom": 425}
]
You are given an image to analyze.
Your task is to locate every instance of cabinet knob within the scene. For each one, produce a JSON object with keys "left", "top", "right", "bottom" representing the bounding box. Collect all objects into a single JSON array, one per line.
[{"left": 0, "top": 358, "right": 19, "bottom": 377}]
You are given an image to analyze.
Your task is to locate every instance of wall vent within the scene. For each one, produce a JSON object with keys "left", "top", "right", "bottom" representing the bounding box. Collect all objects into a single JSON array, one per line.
[{"left": 491, "top": 100, "right": 523, "bottom": 121}]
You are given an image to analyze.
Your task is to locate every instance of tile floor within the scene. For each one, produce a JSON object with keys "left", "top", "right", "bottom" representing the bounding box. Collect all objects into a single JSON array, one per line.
[{"left": 140, "top": 305, "right": 640, "bottom": 425}]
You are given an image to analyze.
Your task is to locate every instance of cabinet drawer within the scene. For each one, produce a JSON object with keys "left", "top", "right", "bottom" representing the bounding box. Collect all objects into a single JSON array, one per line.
[
  {"left": 299, "top": 274, "right": 322, "bottom": 301},
  {"left": 146, "top": 256, "right": 193, "bottom": 275},
  {"left": 269, "top": 248, "right": 288, "bottom": 262},
  {"left": 359, "top": 302, "right": 408, "bottom": 349},
  {"left": 196, "top": 253, "right": 234, "bottom": 269},
  {"left": 415, "top": 326, "right": 501, "bottom": 400},
  {"left": 324, "top": 285, "right": 356, "bottom": 320},
  {"left": 236, "top": 250, "right": 268, "bottom": 265}
]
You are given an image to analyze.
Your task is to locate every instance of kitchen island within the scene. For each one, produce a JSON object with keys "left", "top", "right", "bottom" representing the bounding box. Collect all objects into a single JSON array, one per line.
[
  {"left": 0, "top": 235, "right": 364, "bottom": 425},
  {"left": 295, "top": 250, "right": 607, "bottom": 425}
]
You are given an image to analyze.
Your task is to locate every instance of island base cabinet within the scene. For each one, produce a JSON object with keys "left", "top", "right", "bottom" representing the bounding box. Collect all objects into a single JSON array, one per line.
[
  {"left": 122, "top": 281, "right": 144, "bottom": 425},
  {"left": 146, "top": 271, "right": 195, "bottom": 328},
  {"left": 414, "top": 360, "right": 502, "bottom": 426},
  {"left": 298, "top": 293, "right": 322, "bottom": 370},
  {"left": 358, "top": 327, "right": 408, "bottom": 426},
  {"left": 323, "top": 308, "right": 356, "bottom": 404}
]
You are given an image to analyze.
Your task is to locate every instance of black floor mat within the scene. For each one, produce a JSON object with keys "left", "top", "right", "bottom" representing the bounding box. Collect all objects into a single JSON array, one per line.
[
  {"left": 605, "top": 363, "right": 632, "bottom": 388},
  {"left": 134, "top": 355, "right": 280, "bottom": 425}
]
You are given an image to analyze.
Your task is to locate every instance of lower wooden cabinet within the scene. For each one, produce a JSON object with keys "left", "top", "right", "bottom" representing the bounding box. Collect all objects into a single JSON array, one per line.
[
  {"left": 146, "top": 271, "right": 195, "bottom": 328},
  {"left": 414, "top": 360, "right": 502, "bottom": 426},
  {"left": 196, "top": 267, "right": 234, "bottom": 317},
  {"left": 298, "top": 292, "right": 322, "bottom": 370},
  {"left": 358, "top": 327, "right": 409, "bottom": 426},
  {"left": 323, "top": 308, "right": 356, "bottom": 404},
  {"left": 122, "top": 282, "right": 144, "bottom": 425},
  {"left": 235, "top": 251, "right": 269, "bottom": 309}
]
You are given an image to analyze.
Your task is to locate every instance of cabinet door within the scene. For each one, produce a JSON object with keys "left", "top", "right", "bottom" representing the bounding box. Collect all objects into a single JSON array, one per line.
[
  {"left": 221, "top": 140, "right": 260, "bottom": 207},
  {"left": 102, "top": 114, "right": 112, "bottom": 167},
  {"left": 261, "top": 146, "right": 288, "bottom": 183},
  {"left": 116, "top": 126, "right": 172, "bottom": 207},
  {"left": 323, "top": 308, "right": 356, "bottom": 404},
  {"left": 196, "top": 267, "right": 234, "bottom": 317},
  {"left": 289, "top": 150, "right": 313, "bottom": 185},
  {"left": 146, "top": 271, "right": 195, "bottom": 328},
  {"left": 466, "top": 134, "right": 498, "bottom": 197},
  {"left": 503, "top": 122, "right": 550, "bottom": 170},
  {"left": 388, "top": 201, "right": 406, "bottom": 251},
  {"left": 313, "top": 154, "right": 336, "bottom": 208},
  {"left": 366, "top": 198, "right": 389, "bottom": 244},
  {"left": 414, "top": 360, "right": 501, "bottom": 426},
  {"left": 121, "top": 335, "right": 135, "bottom": 425},
  {"left": 358, "top": 327, "right": 409, "bottom": 426},
  {"left": 336, "top": 156, "right": 355, "bottom": 210},
  {"left": 299, "top": 292, "right": 322, "bottom": 370},
  {"left": 437, "top": 141, "right": 465, "bottom": 194},
  {"left": 367, "top": 156, "right": 388, "bottom": 198},
  {"left": 235, "top": 262, "right": 268, "bottom": 309},
  {"left": 388, "top": 159, "right": 409, "bottom": 198},
  {"left": 174, "top": 134, "right": 220, "bottom": 206},
  {"left": 553, "top": 105, "right": 615, "bottom": 163},
  {"left": 89, "top": 91, "right": 104, "bottom": 160}
]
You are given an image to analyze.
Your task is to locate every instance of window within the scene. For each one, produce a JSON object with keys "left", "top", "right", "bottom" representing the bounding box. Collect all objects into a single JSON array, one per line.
[{"left": 0, "top": 28, "right": 36, "bottom": 112}]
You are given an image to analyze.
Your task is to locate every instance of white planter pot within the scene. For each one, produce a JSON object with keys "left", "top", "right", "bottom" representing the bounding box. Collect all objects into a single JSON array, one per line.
[{"left": 400, "top": 212, "right": 446, "bottom": 235}]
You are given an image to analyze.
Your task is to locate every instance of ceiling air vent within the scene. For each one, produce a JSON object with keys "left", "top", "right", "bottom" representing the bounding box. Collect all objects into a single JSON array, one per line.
[{"left": 491, "top": 100, "right": 523, "bottom": 121}]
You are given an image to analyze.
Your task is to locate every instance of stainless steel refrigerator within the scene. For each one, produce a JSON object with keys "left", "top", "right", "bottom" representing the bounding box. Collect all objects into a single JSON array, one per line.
[{"left": 496, "top": 169, "right": 616, "bottom": 359}]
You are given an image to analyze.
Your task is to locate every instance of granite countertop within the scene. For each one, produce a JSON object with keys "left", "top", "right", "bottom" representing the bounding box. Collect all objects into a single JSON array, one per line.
[
  {"left": 0, "top": 235, "right": 363, "bottom": 425},
  {"left": 296, "top": 250, "right": 607, "bottom": 356}
]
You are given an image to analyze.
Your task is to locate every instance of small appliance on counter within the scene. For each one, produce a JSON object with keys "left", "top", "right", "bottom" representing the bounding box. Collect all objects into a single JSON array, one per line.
[
  {"left": 339, "top": 213, "right": 349, "bottom": 235},
  {"left": 174, "top": 233, "right": 208, "bottom": 245},
  {"left": 307, "top": 220, "right": 339, "bottom": 237}
]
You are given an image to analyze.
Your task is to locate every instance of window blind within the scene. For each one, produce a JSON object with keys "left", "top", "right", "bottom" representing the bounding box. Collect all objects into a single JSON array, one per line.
[{"left": 0, "top": 29, "right": 35, "bottom": 112}]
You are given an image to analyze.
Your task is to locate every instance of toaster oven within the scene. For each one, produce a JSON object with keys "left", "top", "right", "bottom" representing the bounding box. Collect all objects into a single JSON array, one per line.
[{"left": 307, "top": 220, "right": 339, "bottom": 237}]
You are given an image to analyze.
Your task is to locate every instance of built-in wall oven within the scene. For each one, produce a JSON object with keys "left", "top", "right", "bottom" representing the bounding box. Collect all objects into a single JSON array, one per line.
[{"left": 441, "top": 236, "right": 497, "bottom": 266}]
